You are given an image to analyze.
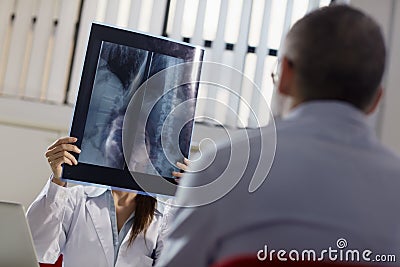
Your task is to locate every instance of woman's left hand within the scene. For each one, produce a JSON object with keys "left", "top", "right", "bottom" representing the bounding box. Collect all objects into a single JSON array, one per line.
[{"left": 172, "top": 158, "right": 190, "bottom": 182}]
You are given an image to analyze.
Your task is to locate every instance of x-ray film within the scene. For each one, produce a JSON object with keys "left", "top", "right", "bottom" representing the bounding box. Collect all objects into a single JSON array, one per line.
[{"left": 62, "top": 23, "right": 204, "bottom": 196}]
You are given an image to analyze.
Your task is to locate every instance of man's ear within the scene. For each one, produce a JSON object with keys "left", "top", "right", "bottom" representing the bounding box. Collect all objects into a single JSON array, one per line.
[
  {"left": 366, "top": 86, "right": 383, "bottom": 115},
  {"left": 278, "top": 56, "right": 295, "bottom": 97}
]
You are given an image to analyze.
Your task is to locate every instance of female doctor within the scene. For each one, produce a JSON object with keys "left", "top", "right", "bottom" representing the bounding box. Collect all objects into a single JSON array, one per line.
[{"left": 26, "top": 136, "right": 188, "bottom": 267}]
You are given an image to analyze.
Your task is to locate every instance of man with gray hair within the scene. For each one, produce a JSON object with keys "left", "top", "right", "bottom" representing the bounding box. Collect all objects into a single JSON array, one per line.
[{"left": 157, "top": 5, "right": 400, "bottom": 266}]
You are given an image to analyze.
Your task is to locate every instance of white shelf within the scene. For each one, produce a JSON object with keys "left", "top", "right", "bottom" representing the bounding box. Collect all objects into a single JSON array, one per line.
[{"left": 0, "top": 96, "right": 73, "bottom": 133}]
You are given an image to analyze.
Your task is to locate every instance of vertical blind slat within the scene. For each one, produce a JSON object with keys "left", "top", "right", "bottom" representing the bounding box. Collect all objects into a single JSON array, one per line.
[
  {"left": 213, "top": 50, "right": 235, "bottom": 125},
  {"left": 279, "top": 0, "right": 295, "bottom": 49},
  {"left": 24, "top": 0, "right": 56, "bottom": 100},
  {"left": 191, "top": 0, "right": 207, "bottom": 45},
  {"left": 46, "top": 0, "right": 81, "bottom": 103},
  {"left": 189, "top": 0, "right": 207, "bottom": 120},
  {"left": 18, "top": 0, "right": 40, "bottom": 97},
  {"left": 247, "top": 0, "right": 273, "bottom": 128},
  {"left": 127, "top": 0, "right": 142, "bottom": 30},
  {"left": 68, "top": 0, "right": 99, "bottom": 104},
  {"left": 0, "top": 0, "right": 16, "bottom": 93},
  {"left": 149, "top": 0, "right": 167, "bottom": 35},
  {"left": 213, "top": 0, "right": 229, "bottom": 54},
  {"left": 225, "top": 0, "right": 253, "bottom": 127},
  {"left": 105, "top": 0, "right": 120, "bottom": 25},
  {"left": 115, "top": 0, "right": 131, "bottom": 27},
  {"left": 137, "top": 0, "right": 154, "bottom": 32},
  {"left": 2, "top": 0, "right": 36, "bottom": 96},
  {"left": 204, "top": 0, "right": 228, "bottom": 121},
  {"left": 170, "top": 0, "right": 185, "bottom": 40},
  {"left": 308, "top": 0, "right": 320, "bottom": 12}
]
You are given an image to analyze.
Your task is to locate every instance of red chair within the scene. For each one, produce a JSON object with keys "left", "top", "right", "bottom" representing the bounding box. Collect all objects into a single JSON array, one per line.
[
  {"left": 39, "top": 255, "right": 63, "bottom": 267},
  {"left": 210, "top": 254, "right": 382, "bottom": 267}
]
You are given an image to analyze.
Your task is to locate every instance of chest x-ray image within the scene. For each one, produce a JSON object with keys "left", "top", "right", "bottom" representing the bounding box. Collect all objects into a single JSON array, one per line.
[
  {"left": 78, "top": 41, "right": 200, "bottom": 178},
  {"left": 127, "top": 53, "right": 194, "bottom": 178},
  {"left": 64, "top": 23, "right": 204, "bottom": 194},
  {"left": 79, "top": 42, "right": 149, "bottom": 169}
]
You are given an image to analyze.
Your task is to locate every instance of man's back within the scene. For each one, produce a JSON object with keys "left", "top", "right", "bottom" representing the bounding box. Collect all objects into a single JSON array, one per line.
[
  {"left": 214, "top": 102, "right": 400, "bottom": 259},
  {"left": 158, "top": 102, "right": 400, "bottom": 266}
]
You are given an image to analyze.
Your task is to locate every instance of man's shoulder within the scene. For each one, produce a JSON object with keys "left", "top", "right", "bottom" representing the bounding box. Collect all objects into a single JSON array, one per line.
[{"left": 215, "top": 124, "right": 277, "bottom": 151}]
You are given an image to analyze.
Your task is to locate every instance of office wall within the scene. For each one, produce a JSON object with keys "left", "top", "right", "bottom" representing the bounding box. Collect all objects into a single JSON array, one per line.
[
  {"left": 379, "top": 1, "right": 400, "bottom": 152},
  {"left": 0, "top": 98, "right": 72, "bottom": 207},
  {"left": 350, "top": 0, "right": 400, "bottom": 152},
  {"left": 0, "top": 124, "right": 58, "bottom": 207}
]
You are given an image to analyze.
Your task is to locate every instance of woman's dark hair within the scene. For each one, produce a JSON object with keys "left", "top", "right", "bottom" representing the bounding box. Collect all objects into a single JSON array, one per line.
[
  {"left": 104, "top": 113, "right": 157, "bottom": 246},
  {"left": 128, "top": 194, "right": 157, "bottom": 246}
]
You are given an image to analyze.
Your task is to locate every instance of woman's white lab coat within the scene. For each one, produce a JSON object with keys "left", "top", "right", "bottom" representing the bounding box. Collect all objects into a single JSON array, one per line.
[{"left": 26, "top": 180, "right": 172, "bottom": 267}]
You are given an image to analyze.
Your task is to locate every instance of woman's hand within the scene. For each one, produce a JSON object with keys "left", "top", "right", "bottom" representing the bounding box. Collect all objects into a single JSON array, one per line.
[
  {"left": 45, "top": 137, "right": 81, "bottom": 186},
  {"left": 172, "top": 158, "right": 190, "bottom": 183}
]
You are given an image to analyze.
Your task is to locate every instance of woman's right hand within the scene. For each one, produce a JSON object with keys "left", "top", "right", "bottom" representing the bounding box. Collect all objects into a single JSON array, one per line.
[{"left": 45, "top": 137, "right": 81, "bottom": 186}]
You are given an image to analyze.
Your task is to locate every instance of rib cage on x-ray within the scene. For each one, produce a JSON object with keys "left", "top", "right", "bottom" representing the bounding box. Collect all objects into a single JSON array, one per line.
[
  {"left": 78, "top": 41, "right": 196, "bottom": 179},
  {"left": 129, "top": 53, "right": 190, "bottom": 177},
  {"left": 79, "top": 42, "right": 148, "bottom": 169}
]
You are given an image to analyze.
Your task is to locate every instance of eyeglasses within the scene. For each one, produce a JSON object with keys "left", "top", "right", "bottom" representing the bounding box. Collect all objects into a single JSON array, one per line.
[
  {"left": 270, "top": 58, "right": 280, "bottom": 86},
  {"left": 270, "top": 57, "right": 295, "bottom": 86}
]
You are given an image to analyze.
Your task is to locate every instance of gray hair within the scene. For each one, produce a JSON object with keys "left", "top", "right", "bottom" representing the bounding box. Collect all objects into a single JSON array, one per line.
[{"left": 283, "top": 5, "right": 386, "bottom": 110}]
